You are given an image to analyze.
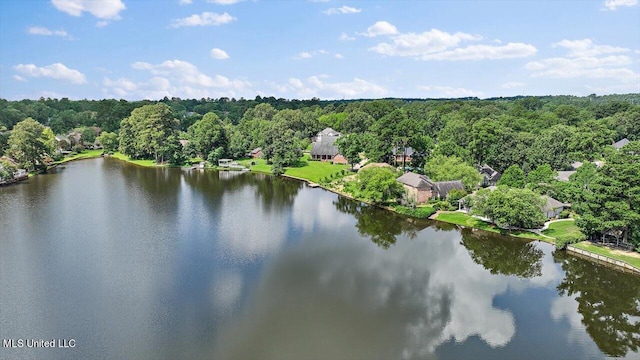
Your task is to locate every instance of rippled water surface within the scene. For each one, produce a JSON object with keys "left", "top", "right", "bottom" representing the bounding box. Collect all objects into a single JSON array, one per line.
[{"left": 1, "top": 158, "right": 638, "bottom": 360}]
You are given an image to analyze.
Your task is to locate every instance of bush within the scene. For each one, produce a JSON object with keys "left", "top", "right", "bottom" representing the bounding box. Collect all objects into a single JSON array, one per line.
[
  {"left": 558, "top": 210, "right": 571, "bottom": 219},
  {"left": 394, "top": 206, "right": 436, "bottom": 219},
  {"left": 435, "top": 201, "right": 453, "bottom": 211},
  {"left": 555, "top": 232, "right": 587, "bottom": 249}
]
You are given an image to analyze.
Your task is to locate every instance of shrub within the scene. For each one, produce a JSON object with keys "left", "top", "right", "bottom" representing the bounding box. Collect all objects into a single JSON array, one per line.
[{"left": 558, "top": 210, "right": 571, "bottom": 219}]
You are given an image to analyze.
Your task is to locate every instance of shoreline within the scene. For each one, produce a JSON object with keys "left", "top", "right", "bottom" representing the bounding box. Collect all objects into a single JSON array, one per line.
[{"left": 31, "top": 155, "right": 640, "bottom": 275}]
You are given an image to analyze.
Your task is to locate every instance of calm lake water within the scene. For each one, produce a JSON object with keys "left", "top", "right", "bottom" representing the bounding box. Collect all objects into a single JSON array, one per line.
[{"left": 1, "top": 158, "right": 639, "bottom": 360}]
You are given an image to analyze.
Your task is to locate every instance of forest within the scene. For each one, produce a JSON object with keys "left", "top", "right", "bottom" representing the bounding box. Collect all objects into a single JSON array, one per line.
[{"left": 1, "top": 93, "right": 639, "bottom": 250}]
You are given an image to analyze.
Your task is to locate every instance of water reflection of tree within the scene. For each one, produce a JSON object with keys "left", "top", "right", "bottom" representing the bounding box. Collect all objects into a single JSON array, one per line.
[
  {"left": 460, "top": 229, "right": 543, "bottom": 278},
  {"left": 251, "top": 174, "right": 301, "bottom": 213},
  {"left": 333, "top": 196, "right": 429, "bottom": 249},
  {"left": 553, "top": 252, "right": 640, "bottom": 357}
]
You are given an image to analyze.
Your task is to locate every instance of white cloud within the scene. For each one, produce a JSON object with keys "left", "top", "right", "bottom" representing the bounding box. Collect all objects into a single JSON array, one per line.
[
  {"left": 170, "top": 12, "right": 236, "bottom": 28},
  {"left": 420, "top": 43, "right": 537, "bottom": 61},
  {"left": 604, "top": 0, "right": 638, "bottom": 10},
  {"left": 51, "top": 0, "right": 126, "bottom": 20},
  {"left": 95, "top": 20, "right": 109, "bottom": 27},
  {"left": 501, "top": 82, "right": 525, "bottom": 89},
  {"left": 179, "top": 0, "right": 192, "bottom": 3},
  {"left": 526, "top": 39, "right": 638, "bottom": 82},
  {"left": 13, "top": 75, "right": 26, "bottom": 82},
  {"left": 418, "top": 85, "right": 483, "bottom": 98},
  {"left": 323, "top": 5, "right": 361, "bottom": 15},
  {"left": 14, "top": 63, "right": 87, "bottom": 84},
  {"left": 339, "top": 32, "right": 355, "bottom": 41},
  {"left": 334, "top": 53, "right": 344, "bottom": 59},
  {"left": 293, "top": 49, "right": 328, "bottom": 60},
  {"left": 104, "top": 59, "right": 251, "bottom": 99},
  {"left": 369, "top": 28, "right": 536, "bottom": 61},
  {"left": 360, "top": 20, "right": 398, "bottom": 37},
  {"left": 207, "top": 0, "right": 242, "bottom": 4},
  {"left": 27, "top": 26, "right": 73, "bottom": 39},
  {"left": 210, "top": 48, "right": 230, "bottom": 59},
  {"left": 271, "top": 75, "right": 387, "bottom": 99}
]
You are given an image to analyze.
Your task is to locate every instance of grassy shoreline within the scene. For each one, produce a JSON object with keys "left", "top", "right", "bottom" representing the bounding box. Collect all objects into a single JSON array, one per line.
[{"left": 50, "top": 152, "right": 640, "bottom": 273}]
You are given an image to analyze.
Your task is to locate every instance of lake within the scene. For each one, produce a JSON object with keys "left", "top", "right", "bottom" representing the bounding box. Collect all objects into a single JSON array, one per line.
[{"left": 1, "top": 158, "right": 638, "bottom": 360}]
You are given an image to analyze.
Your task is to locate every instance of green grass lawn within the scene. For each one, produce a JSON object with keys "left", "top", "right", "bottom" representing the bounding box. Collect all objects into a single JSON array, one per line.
[
  {"left": 56, "top": 150, "right": 102, "bottom": 164},
  {"left": 572, "top": 241, "right": 640, "bottom": 269},
  {"left": 542, "top": 220, "right": 585, "bottom": 242},
  {"left": 239, "top": 154, "right": 349, "bottom": 183},
  {"left": 435, "top": 212, "right": 550, "bottom": 242},
  {"left": 284, "top": 154, "right": 349, "bottom": 183},
  {"left": 110, "top": 152, "right": 159, "bottom": 167},
  {"left": 56, "top": 149, "right": 104, "bottom": 164}
]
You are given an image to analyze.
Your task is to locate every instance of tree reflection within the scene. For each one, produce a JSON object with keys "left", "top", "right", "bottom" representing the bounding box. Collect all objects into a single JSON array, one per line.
[
  {"left": 460, "top": 228, "right": 544, "bottom": 278},
  {"left": 250, "top": 174, "right": 301, "bottom": 213},
  {"left": 333, "top": 196, "right": 429, "bottom": 249},
  {"left": 553, "top": 252, "right": 640, "bottom": 357}
]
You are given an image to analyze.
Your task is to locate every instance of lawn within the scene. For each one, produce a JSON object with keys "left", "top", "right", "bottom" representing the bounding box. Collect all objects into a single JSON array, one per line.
[
  {"left": 110, "top": 152, "right": 159, "bottom": 167},
  {"left": 435, "top": 212, "right": 550, "bottom": 242},
  {"left": 56, "top": 149, "right": 104, "bottom": 164},
  {"left": 239, "top": 154, "right": 349, "bottom": 183},
  {"left": 284, "top": 154, "right": 349, "bottom": 183},
  {"left": 572, "top": 241, "right": 640, "bottom": 269},
  {"left": 542, "top": 220, "right": 585, "bottom": 243}
]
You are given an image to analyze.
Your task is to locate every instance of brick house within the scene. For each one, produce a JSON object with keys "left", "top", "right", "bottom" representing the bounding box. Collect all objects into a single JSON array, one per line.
[
  {"left": 396, "top": 172, "right": 465, "bottom": 204},
  {"left": 310, "top": 137, "right": 348, "bottom": 164}
]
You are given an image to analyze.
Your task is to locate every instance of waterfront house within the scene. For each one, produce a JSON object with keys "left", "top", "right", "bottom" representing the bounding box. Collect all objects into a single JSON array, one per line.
[
  {"left": 250, "top": 147, "right": 264, "bottom": 159},
  {"left": 396, "top": 172, "right": 465, "bottom": 204},
  {"left": 542, "top": 196, "right": 565, "bottom": 218},
  {"left": 310, "top": 135, "right": 348, "bottom": 164},
  {"left": 218, "top": 159, "right": 232, "bottom": 167},
  {"left": 613, "top": 138, "right": 630, "bottom": 150},
  {"left": 55, "top": 134, "right": 71, "bottom": 150},
  {"left": 478, "top": 164, "right": 502, "bottom": 187}
]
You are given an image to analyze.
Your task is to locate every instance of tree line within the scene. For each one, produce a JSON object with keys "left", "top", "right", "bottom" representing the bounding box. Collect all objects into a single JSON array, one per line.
[{"left": 1, "top": 94, "right": 639, "bottom": 249}]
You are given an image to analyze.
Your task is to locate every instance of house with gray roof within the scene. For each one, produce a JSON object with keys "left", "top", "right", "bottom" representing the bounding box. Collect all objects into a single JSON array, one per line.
[
  {"left": 396, "top": 172, "right": 465, "bottom": 204},
  {"left": 314, "top": 127, "right": 341, "bottom": 142},
  {"left": 613, "top": 138, "right": 630, "bottom": 150},
  {"left": 478, "top": 164, "right": 502, "bottom": 187},
  {"left": 556, "top": 171, "right": 576, "bottom": 182},
  {"left": 310, "top": 136, "right": 347, "bottom": 164},
  {"left": 542, "top": 196, "right": 566, "bottom": 218}
]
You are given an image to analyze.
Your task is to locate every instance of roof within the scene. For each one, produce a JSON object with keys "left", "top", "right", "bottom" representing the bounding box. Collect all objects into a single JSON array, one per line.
[
  {"left": 55, "top": 134, "right": 69, "bottom": 142},
  {"left": 396, "top": 172, "right": 434, "bottom": 189},
  {"left": 251, "top": 147, "right": 262, "bottom": 154},
  {"left": 179, "top": 139, "right": 189, "bottom": 147},
  {"left": 317, "top": 127, "right": 341, "bottom": 137},
  {"left": 556, "top": 171, "right": 576, "bottom": 182},
  {"left": 433, "top": 180, "right": 465, "bottom": 198},
  {"left": 613, "top": 138, "right": 630, "bottom": 150},
  {"left": 542, "top": 196, "right": 565, "bottom": 212},
  {"left": 571, "top": 161, "right": 583, "bottom": 169},
  {"left": 392, "top": 147, "right": 415, "bottom": 156},
  {"left": 311, "top": 136, "right": 339, "bottom": 156},
  {"left": 478, "top": 164, "right": 501, "bottom": 181}
]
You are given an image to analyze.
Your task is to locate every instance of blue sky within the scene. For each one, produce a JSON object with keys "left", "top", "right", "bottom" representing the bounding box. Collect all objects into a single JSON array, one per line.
[{"left": 0, "top": 0, "right": 638, "bottom": 100}]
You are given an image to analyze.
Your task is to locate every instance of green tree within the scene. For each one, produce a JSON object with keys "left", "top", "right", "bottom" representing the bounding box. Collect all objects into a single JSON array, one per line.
[
  {"left": 424, "top": 155, "right": 481, "bottom": 192},
  {"left": 0, "top": 159, "right": 17, "bottom": 181},
  {"left": 96, "top": 132, "right": 119, "bottom": 153},
  {"left": 498, "top": 164, "right": 526, "bottom": 188},
  {"left": 8, "top": 118, "right": 54, "bottom": 171},
  {"left": 186, "top": 112, "right": 227, "bottom": 159},
  {"left": 477, "top": 186, "right": 546, "bottom": 229},
  {"left": 346, "top": 167, "right": 404, "bottom": 204},
  {"left": 575, "top": 141, "right": 640, "bottom": 248},
  {"left": 335, "top": 134, "right": 362, "bottom": 169},
  {"left": 118, "top": 103, "right": 182, "bottom": 164},
  {"left": 526, "top": 164, "right": 556, "bottom": 186}
]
